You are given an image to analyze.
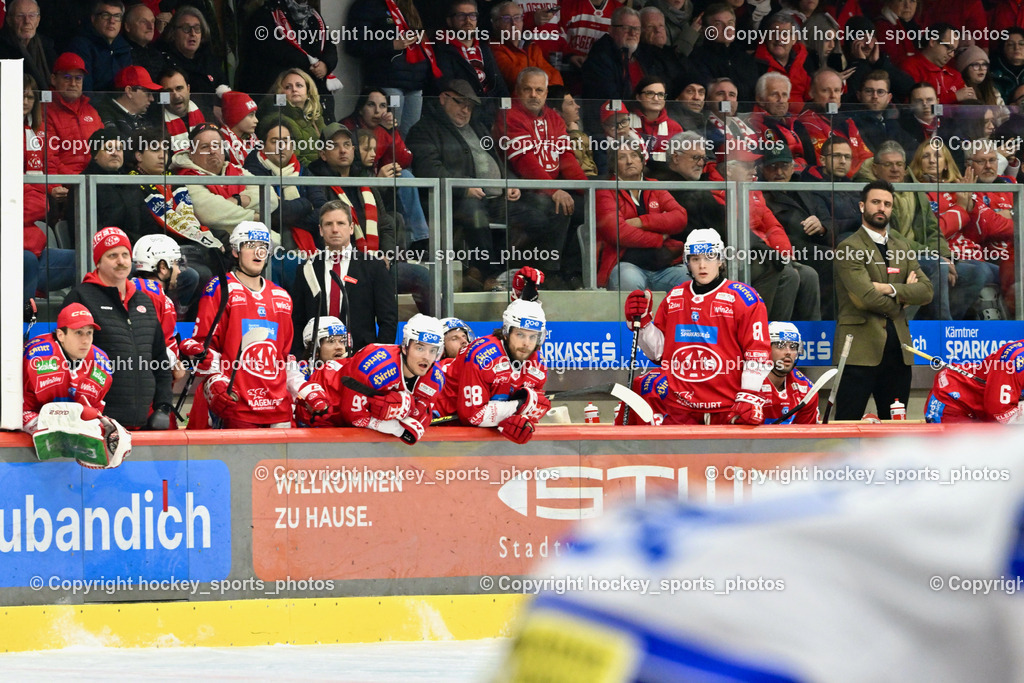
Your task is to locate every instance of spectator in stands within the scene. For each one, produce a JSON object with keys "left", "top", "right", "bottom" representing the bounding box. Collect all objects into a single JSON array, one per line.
[
  {"left": 723, "top": 155, "right": 821, "bottom": 321},
  {"left": 558, "top": 0, "right": 623, "bottom": 68},
  {"left": 841, "top": 15, "right": 913, "bottom": 102},
  {"left": 434, "top": 0, "right": 509, "bottom": 100},
  {"left": 990, "top": 5, "right": 1024, "bottom": 42},
  {"left": 898, "top": 82, "right": 956, "bottom": 153},
  {"left": 648, "top": 131, "right": 727, "bottom": 243},
  {"left": 899, "top": 23, "right": 972, "bottom": 105},
  {"left": 759, "top": 142, "right": 835, "bottom": 317},
  {"left": 69, "top": 0, "right": 131, "bottom": 92},
  {"left": 801, "top": 11, "right": 840, "bottom": 76},
  {"left": 256, "top": 68, "right": 326, "bottom": 167},
  {"left": 641, "top": 0, "right": 697, "bottom": 58},
  {"left": 0, "top": 0, "right": 55, "bottom": 90},
  {"left": 237, "top": 0, "right": 341, "bottom": 119},
  {"left": 917, "top": 0, "right": 988, "bottom": 49},
  {"left": 668, "top": 74, "right": 707, "bottom": 132},
  {"left": 749, "top": 72, "right": 808, "bottom": 173},
  {"left": 638, "top": 6, "right": 690, "bottom": 95},
  {"left": 160, "top": 6, "right": 229, "bottom": 111},
  {"left": 909, "top": 140, "right": 1003, "bottom": 319},
  {"left": 549, "top": 85, "right": 598, "bottom": 177},
  {"left": 171, "top": 122, "right": 277, "bottom": 241},
  {"left": 88, "top": 127, "right": 137, "bottom": 236},
  {"left": 157, "top": 67, "right": 205, "bottom": 154},
  {"left": 795, "top": 68, "right": 872, "bottom": 174},
  {"left": 704, "top": 76, "right": 757, "bottom": 161},
  {"left": 95, "top": 65, "right": 161, "bottom": 136},
  {"left": 341, "top": 87, "right": 430, "bottom": 254},
  {"left": 491, "top": 1, "right": 561, "bottom": 92},
  {"left": 407, "top": 79, "right": 532, "bottom": 290},
  {"left": 992, "top": 29, "right": 1024, "bottom": 104},
  {"left": 46, "top": 52, "right": 104, "bottom": 175},
  {"left": 492, "top": 67, "right": 588, "bottom": 289},
  {"left": 596, "top": 140, "right": 688, "bottom": 291},
  {"left": 802, "top": 136, "right": 862, "bottom": 240},
  {"left": 22, "top": 72, "right": 77, "bottom": 308},
  {"left": 243, "top": 114, "right": 322, "bottom": 256},
  {"left": 867, "top": 140, "right": 955, "bottom": 320},
  {"left": 594, "top": 99, "right": 645, "bottom": 176},
  {"left": 63, "top": 227, "right": 174, "bottom": 430},
  {"left": 220, "top": 91, "right": 259, "bottom": 167},
  {"left": 582, "top": 7, "right": 647, "bottom": 111},
  {"left": 957, "top": 46, "right": 1006, "bottom": 108},
  {"left": 632, "top": 76, "right": 682, "bottom": 168},
  {"left": 849, "top": 70, "right": 917, "bottom": 154},
  {"left": 689, "top": 3, "right": 758, "bottom": 104},
  {"left": 345, "top": 0, "right": 436, "bottom": 138},
  {"left": 122, "top": 3, "right": 166, "bottom": 80},
  {"left": 754, "top": 12, "right": 810, "bottom": 112},
  {"left": 874, "top": 0, "right": 921, "bottom": 66},
  {"left": 290, "top": 200, "right": 398, "bottom": 356}
]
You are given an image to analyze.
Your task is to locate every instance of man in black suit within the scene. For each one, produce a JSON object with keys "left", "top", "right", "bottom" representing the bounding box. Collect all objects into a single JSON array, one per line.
[{"left": 291, "top": 200, "right": 398, "bottom": 357}]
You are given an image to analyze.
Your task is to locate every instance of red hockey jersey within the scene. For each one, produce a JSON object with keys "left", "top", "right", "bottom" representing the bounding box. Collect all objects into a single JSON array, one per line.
[
  {"left": 646, "top": 279, "right": 771, "bottom": 413},
  {"left": 339, "top": 344, "right": 444, "bottom": 433},
  {"left": 23, "top": 334, "right": 113, "bottom": 433},
  {"left": 926, "top": 341, "right": 1024, "bottom": 424},
  {"left": 557, "top": 0, "right": 622, "bottom": 57},
  {"left": 614, "top": 369, "right": 669, "bottom": 425},
  {"left": 294, "top": 357, "right": 351, "bottom": 427},
  {"left": 759, "top": 369, "right": 819, "bottom": 425},
  {"left": 131, "top": 276, "right": 179, "bottom": 359},
  {"left": 437, "top": 334, "right": 548, "bottom": 426},
  {"left": 189, "top": 273, "right": 294, "bottom": 425}
]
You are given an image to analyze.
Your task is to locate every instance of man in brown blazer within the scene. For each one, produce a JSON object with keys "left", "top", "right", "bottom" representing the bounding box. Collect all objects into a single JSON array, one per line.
[{"left": 833, "top": 179, "right": 933, "bottom": 420}]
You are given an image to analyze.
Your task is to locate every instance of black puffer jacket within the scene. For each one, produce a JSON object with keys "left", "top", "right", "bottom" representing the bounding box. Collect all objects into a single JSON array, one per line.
[
  {"left": 62, "top": 276, "right": 172, "bottom": 428},
  {"left": 345, "top": 0, "right": 432, "bottom": 92}
]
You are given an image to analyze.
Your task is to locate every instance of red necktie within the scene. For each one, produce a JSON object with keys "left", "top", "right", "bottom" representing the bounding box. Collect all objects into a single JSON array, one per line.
[{"left": 329, "top": 259, "right": 342, "bottom": 318}]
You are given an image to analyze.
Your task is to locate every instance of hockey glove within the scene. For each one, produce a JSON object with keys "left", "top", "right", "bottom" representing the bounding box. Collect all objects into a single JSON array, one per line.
[
  {"left": 512, "top": 266, "right": 545, "bottom": 301},
  {"left": 146, "top": 403, "right": 174, "bottom": 430},
  {"left": 624, "top": 289, "right": 653, "bottom": 329},
  {"left": 728, "top": 392, "right": 768, "bottom": 426},
  {"left": 369, "top": 391, "right": 413, "bottom": 421},
  {"left": 297, "top": 383, "right": 330, "bottom": 417},
  {"left": 398, "top": 417, "right": 425, "bottom": 445},
  {"left": 511, "top": 387, "right": 551, "bottom": 421},
  {"left": 498, "top": 415, "right": 535, "bottom": 444},
  {"left": 180, "top": 339, "right": 220, "bottom": 374},
  {"left": 206, "top": 375, "right": 238, "bottom": 416}
]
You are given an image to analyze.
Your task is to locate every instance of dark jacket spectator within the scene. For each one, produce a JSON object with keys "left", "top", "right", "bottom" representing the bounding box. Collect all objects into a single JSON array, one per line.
[
  {"left": 0, "top": 0, "right": 57, "bottom": 89},
  {"left": 160, "top": 6, "right": 229, "bottom": 110},
  {"left": 68, "top": 2, "right": 133, "bottom": 93},
  {"left": 122, "top": 3, "right": 168, "bottom": 81},
  {"left": 689, "top": 39, "right": 758, "bottom": 105},
  {"left": 344, "top": 0, "right": 435, "bottom": 93}
]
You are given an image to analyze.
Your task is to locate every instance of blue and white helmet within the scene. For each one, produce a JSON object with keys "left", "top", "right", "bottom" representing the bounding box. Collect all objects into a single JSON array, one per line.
[
  {"left": 303, "top": 316, "right": 348, "bottom": 348},
  {"left": 402, "top": 314, "right": 445, "bottom": 359},
  {"left": 440, "top": 317, "right": 475, "bottom": 343},
  {"left": 502, "top": 299, "right": 546, "bottom": 343},
  {"left": 769, "top": 321, "right": 802, "bottom": 353},
  {"left": 229, "top": 221, "right": 272, "bottom": 252},
  {"left": 684, "top": 228, "right": 725, "bottom": 259}
]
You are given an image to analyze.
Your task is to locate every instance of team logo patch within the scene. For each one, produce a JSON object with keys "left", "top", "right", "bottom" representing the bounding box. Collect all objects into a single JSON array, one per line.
[
  {"left": 257, "top": 306, "right": 267, "bottom": 317},
  {"left": 136, "top": 305, "right": 147, "bottom": 313},
  {"left": 369, "top": 362, "right": 399, "bottom": 388},
  {"left": 691, "top": 311, "right": 700, "bottom": 323},
  {"left": 669, "top": 345, "right": 723, "bottom": 382},
  {"left": 674, "top": 325, "right": 718, "bottom": 344},
  {"left": 358, "top": 348, "right": 391, "bottom": 374},
  {"left": 728, "top": 282, "right": 758, "bottom": 306}
]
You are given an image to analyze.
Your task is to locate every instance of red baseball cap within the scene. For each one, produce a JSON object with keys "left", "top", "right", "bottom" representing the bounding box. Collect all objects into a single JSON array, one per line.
[
  {"left": 53, "top": 52, "right": 88, "bottom": 74},
  {"left": 600, "top": 100, "right": 629, "bottom": 124},
  {"left": 115, "top": 65, "right": 161, "bottom": 91},
  {"left": 57, "top": 303, "right": 101, "bottom": 331}
]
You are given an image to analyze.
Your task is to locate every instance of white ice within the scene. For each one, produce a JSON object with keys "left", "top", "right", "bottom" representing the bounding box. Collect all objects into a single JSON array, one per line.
[{"left": 0, "top": 638, "right": 509, "bottom": 682}]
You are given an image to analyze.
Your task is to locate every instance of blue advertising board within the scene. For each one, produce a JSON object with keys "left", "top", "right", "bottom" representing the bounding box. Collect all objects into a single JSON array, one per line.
[{"left": 0, "top": 460, "right": 231, "bottom": 587}]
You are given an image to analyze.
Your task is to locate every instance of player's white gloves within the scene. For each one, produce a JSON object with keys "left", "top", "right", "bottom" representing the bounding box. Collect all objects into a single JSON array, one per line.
[
  {"left": 398, "top": 417, "right": 425, "bottom": 445},
  {"left": 369, "top": 391, "right": 413, "bottom": 421},
  {"left": 728, "top": 392, "right": 768, "bottom": 426},
  {"left": 511, "top": 387, "right": 551, "bottom": 421}
]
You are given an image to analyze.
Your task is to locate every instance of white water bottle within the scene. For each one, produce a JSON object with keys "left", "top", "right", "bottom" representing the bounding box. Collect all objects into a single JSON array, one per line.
[
  {"left": 890, "top": 400, "right": 906, "bottom": 421},
  {"left": 584, "top": 402, "right": 600, "bottom": 424}
]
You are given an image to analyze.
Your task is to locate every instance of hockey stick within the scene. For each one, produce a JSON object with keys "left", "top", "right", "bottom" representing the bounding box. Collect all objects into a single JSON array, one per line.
[
  {"left": 303, "top": 258, "right": 322, "bottom": 368},
  {"left": 901, "top": 344, "right": 987, "bottom": 385},
  {"left": 173, "top": 250, "right": 229, "bottom": 422},
  {"left": 622, "top": 316, "right": 643, "bottom": 424},
  {"left": 550, "top": 382, "right": 655, "bottom": 425},
  {"left": 822, "top": 333, "right": 852, "bottom": 425},
  {"left": 767, "top": 367, "right": 838, "bottom": 424}
]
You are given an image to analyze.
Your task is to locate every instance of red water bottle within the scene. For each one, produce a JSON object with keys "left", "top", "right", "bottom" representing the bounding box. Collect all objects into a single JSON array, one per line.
[{"left": 584, "top": 402, "right": 600, "bottom": 424}]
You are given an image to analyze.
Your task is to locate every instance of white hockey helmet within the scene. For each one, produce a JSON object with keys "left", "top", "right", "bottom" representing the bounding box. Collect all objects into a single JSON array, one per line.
[
  {"left": 229, "top": 221, "right": 272, "bottom": 252},
  {"left": 769, "top": 321, "right": 802, "bottom": 353},
  {"left": 303, "top": 316, "right": 349, "bottom": 348},
  {"left": 440, "top": 317, "right": 475, "bottom": 343},
  {"left": 132, "top": 234, "right": 182, "bottom": 272},
  {"left": 502, "top": 299, "right": 546, "bottom": 343},
  {"left": 402, "top": 314, "right": 445, "bottom": 360},
  {"left": 684, "top": 228, "right": 725, "bottom": 259}
]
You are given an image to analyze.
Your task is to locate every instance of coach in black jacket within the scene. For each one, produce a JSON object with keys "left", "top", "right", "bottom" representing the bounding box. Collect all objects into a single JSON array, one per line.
[
  {"left": 63, "top": 227, "right": 173, "bottom": 429},
  {"left": 291, "top": 200, "right": 398, "bottom": 357}
]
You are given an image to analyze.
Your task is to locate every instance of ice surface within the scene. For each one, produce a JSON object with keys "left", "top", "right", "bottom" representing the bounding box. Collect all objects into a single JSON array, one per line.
[{"left": 0, "top": 638, "right": 509, "bottom": 682}]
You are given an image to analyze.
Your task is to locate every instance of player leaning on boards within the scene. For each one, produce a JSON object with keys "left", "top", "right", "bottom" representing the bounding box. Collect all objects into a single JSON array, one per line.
[
  {"left": 289, "top": 316, "right": 351, "bottom": 427},
  {"left": 624, "top": 229, "right": 773, "bottom": 425},
  {"left": 180, "top": 222, "right": 296, "bottom": 429},
  {"left": 23, "top": 304, "right": 131, "bottom": 469},
  {"left": 925, "top": 340, "right": 1024, "bottom": 424},
  {"left": 436, "top": 299, "right": 551, "bottom": 444}
]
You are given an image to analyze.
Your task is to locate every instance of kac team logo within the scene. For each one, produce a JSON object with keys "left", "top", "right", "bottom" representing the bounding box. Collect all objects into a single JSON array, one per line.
[{"left": 669, "top": 345, "right": 723, "bottom": 382}]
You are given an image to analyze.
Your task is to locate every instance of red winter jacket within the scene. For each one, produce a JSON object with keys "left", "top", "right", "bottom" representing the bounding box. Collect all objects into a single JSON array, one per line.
[
  {"left": 43, "top": 93, "right": 103, "bottom": 175},
  {"left": 899, "top": 54, "right": 966, "bottom": 105},
  {"left": 754, "top": 42, "right": 811, "bottom": 113},
  {"left": 341, "top": 115, "right": 413, "bottom": 170},
  {"left": 596, "top": 181, "right": 687, "bottom": 286}
]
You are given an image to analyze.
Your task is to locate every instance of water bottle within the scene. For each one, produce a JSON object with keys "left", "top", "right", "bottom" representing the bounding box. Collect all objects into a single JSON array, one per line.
[
  {"left": 889, "top": 400, "right": 906, "bottom": 421},
  {"left": 584, "top": 402, "right": 600, "bottom": 424}
]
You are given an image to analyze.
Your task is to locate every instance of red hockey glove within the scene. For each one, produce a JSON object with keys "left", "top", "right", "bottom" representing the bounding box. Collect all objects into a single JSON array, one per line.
[
  {"left": 498, "top": 415, "right": 535, "bottom": 444},
  {"left": 511, "top": 387, "right": 551, "bottom": 421},
  {"left": 180, "top": 339, "right": 220, "bottom": 373},
  {"left": 205, "top": 375, "right": 238, "bottom": 416},
  {"left": 512, "top": 266, "right": 545, "bottom": 301},
  {"left": 297, "top": 383, "right": 330, "bottom": 417},
  {"left": 369, "top": 391, "right": 413, "bottom": 421},
  {"left": 624, "top": 289, "right": 653, "bottom": 329},
  {"left": 398, "top": 416, "right": 425, "bottom": 445},
  {"left": 727, "top": 392, "right": 768, "bottom": 426}
]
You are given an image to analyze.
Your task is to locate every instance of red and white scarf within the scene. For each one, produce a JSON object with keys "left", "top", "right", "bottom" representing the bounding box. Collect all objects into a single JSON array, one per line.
[
  {"left": 384, "top": 0, "right": 442, "bottom": 79},
  {"left": 331, "top": 186, "right": 380, "bottom": 253},
  {"left": 271, "top": 8, "right": 344, "bottom": 91},
  {"left": 257, "top": 151, "right": 302, "bottom": 200},
  {"left": 164, "top": 102, "right": 205, "bottom": 153},
  {"left": 444, "top": 36, "right": 486, "bottom": 85}
]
